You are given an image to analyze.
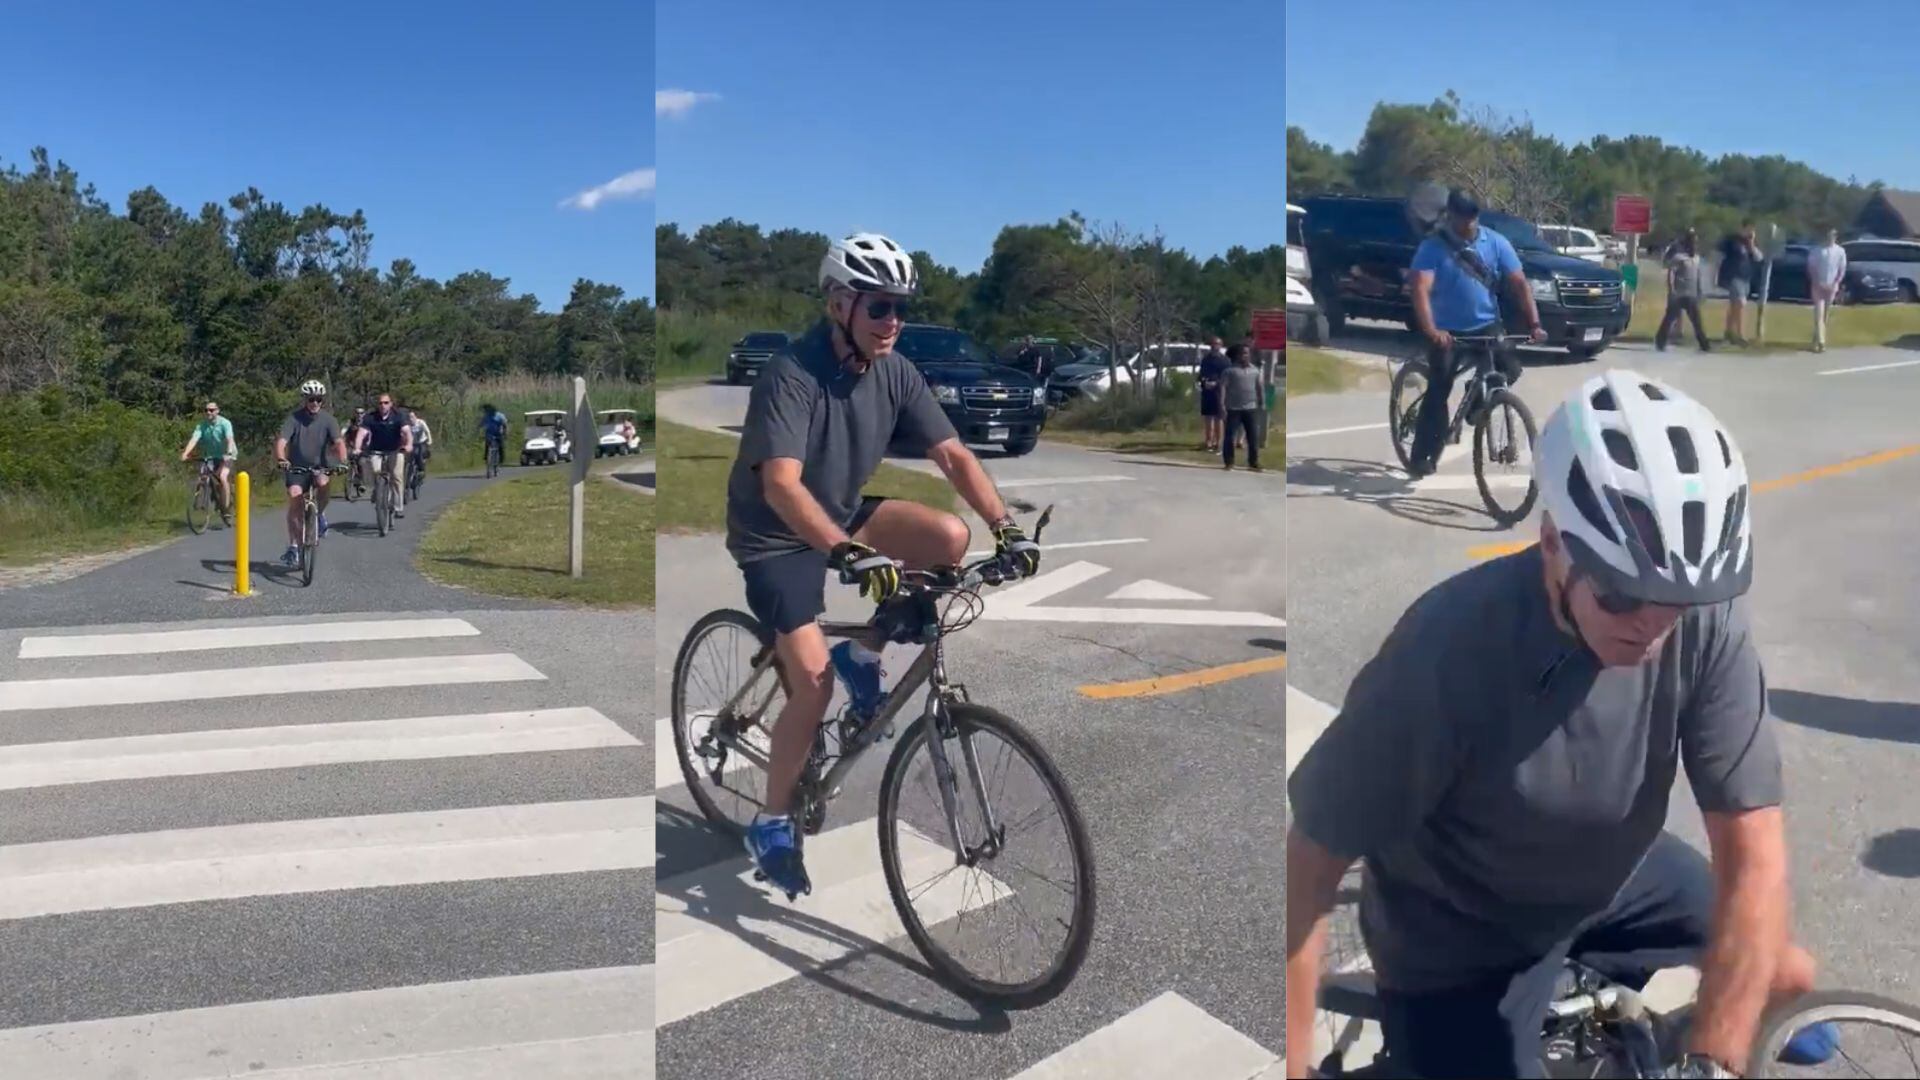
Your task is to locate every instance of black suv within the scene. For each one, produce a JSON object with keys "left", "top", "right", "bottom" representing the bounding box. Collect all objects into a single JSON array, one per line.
[
  {"left": 726, "top": 331, "right": 794, "bottom": 384},
  {"left": 891, "top": 324, "right": 1045, "bottom": 456},
  {"left": 1299, "top": 195, "right": 1630, "bottom": 359}
]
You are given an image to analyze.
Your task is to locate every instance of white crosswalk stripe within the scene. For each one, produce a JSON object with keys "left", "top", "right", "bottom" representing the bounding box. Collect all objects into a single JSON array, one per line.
[
  {"left": 655, "top": 704, "right": 1276, "bottom": 1076},
  {"left": 0, "top": 615, "right": 651, "bottom": 1078}
]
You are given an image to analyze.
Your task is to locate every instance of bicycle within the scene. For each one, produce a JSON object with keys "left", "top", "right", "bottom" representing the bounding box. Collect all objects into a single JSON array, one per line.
[
  {"left": 367, "top": 454, "right": 400, "bottom": 537},
  {"left": 341, "top": 452, "right": 367, "bottom": 502},
  {"left": 407, "top": 449, "right": 426, "bottom": 503},
  {"left": 1387, "top": 333, "right": 1540, "bottom": 527},
  {"left": 484, "top": 437, "right": 503, "bottom": 479},
  {"left": 186, "top": 458, "right": 231, "bottom": 534},
  {"left": 278, "top": 463, "right": 347, "bottom": 588},
  {"left": 668, "top": 507, "right": 1097, "bottom": 1007}
]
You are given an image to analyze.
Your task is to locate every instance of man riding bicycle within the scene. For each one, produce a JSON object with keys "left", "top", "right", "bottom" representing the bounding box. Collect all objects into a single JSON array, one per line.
[
  {"left": 726, "top": 232, "right": 1041, "bottom": 900},
  {"left": 480, "top": 403, "right": 508, "bottom": 467},
  {"left": 354, "top": 393, "right": 415, "bottom": 520},
  {"left": 273, "top": 380, "right": 348, "bottom": 566},
  {"left": 1405, "top": 188, "right": 1546, "bottom": 478},
  {"left": 1286, "top": 371, "right": 1836, "bottom": 1079},
  {"left": 179, "top": 400, "right": 238, "bottom": 526}
]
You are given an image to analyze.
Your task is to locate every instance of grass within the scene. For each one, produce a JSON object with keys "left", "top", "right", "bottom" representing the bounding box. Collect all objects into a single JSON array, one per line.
[
  {"left": 655, "top": 420, "right": 956, "bottom": 534},
  {"left": 415, "top": 459, "right": 654, "bottom": 608},
  {"left": 658, "top": 305, "right": 813, "bottom": 381},
  {"left": 0, "top": 462, "right": 285, "bottom": 567},
  {"left": 1285, "top": 347, "right": 1377, "bottom": 395},
  {"left": 1622, "top": 261, "right": 1920, "bottom": 352}
]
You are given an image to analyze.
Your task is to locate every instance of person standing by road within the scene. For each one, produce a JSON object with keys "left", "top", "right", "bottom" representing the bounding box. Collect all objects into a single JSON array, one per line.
[
  {"left": 1718, "top": 222, "right": 1762, "bottom": 345},
  {"left": 1406, "top": 189, "right": 1547, "bottom": 477},
  {"left": 1197, "top": 337, "right": 1230, "bottom": 453},
  {"left": 1808, "top": 228, "right": 1848, "bottom": 354},
  {"left": 1220, "top": 344, "right": 1263, "bottom": 472},
  {"left": 1656, "top": 228, "right": 1712, "bottom": 352}
]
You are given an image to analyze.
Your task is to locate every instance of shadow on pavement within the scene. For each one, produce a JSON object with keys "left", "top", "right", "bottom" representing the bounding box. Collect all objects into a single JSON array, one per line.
[
  {"left": 1890, "top": 335, "right": 1920, "bottom": 351},
  {"left": 1771, "top": 689, "right": 1920, "bottom": 746},
  {"left": 1862, "top": 829, "right": 1920, "bottom": 879},
  {"left": 615, "top": 471, "right": 656, "bottom": 491},
  {"left": 425, "top": 555, "right": 566, "bottom": 576},
  {"left": 1248, "top": 638, "right": 1285, "bottom": 653},
  {"left": 1285, "top": 456, "right": 1513, "bottom": 534},
  {"left": 652, "top": 802, "right": 1013, "bottom": 1033}
]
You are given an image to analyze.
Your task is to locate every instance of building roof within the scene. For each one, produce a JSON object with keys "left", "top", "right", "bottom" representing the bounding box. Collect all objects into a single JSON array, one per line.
[{"left": 1868, "top": 189, "right": 1920, "bottom": 233}]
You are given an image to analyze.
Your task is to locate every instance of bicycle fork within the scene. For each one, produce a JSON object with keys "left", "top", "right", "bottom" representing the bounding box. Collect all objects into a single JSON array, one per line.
[{"left": 922, "top": 696, "right": 1005, "bottom": 866}]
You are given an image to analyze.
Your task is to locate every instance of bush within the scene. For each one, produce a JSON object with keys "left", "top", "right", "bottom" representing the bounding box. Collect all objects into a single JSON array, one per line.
[
  {"left": 1050, "top": 371, "right": 1200, "bottom": 433},
  {"left": 0, "top": 389, "right": 178, "bottom": 524}
]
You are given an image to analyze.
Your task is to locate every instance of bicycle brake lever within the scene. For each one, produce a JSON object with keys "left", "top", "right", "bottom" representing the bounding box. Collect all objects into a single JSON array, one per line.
[{"left": 1032, "top": 504, "right": 1054, "bottom": 542}]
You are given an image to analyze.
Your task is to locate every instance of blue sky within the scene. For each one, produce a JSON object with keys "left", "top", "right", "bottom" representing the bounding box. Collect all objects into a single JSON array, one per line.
[
  {"left": 0, "top": 0, "right": 652, "bottom": 310},
  {"left": 655, "top": 0, "right": 1285, "bottom": 275},
  {"left": 1288, "top": 0, "right": 1920, "bottom": 191}
]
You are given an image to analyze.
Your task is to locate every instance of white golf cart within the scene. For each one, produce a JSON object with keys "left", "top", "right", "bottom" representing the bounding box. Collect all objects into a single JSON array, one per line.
[
  {"left": 520, "top": 410, "right": 573, "bottom": 467},
  {"left": 595, "top": 409, "right": 642, "bottom": 457}
]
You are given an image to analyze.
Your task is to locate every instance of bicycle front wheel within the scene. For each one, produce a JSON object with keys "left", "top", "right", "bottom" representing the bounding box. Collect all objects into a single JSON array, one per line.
[
  {"left": 300, "top": 502, "right": 317, "bottom": 587},
  {"left": 376, "top": 477, "right": 390, "bottom": 537},
  {"left": 1748, "top": 990, "right": 1920, "bottom": 1077},
  {"left": 670, "top": 608, "right": 784, "bottom": 834},
  {"left": 877, "top": 702, "right": 1095, "bottom": 1007},
  {"left": 187, "top": 479, "right": 212, "bottom": 534},
  {"left": 1387, "top": 358, "right": 1429, "bottom": 473},
  {"left": 1473, "top": 388, "right": 1539, "bottom": 527}
]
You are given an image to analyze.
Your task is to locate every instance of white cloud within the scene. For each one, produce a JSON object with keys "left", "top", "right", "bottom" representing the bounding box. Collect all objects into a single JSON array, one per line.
[
  {"left": 560, "top": 167, "right": 656, "bottom": 211},
  {"left": 656, "top": 89, "right": 720, "bottom": 118}
]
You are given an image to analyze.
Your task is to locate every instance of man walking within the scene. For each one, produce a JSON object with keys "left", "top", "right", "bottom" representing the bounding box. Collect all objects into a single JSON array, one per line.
[
  {"left": 1808, "top": 229, "right": 1848, "bottom": 354},
  {"left": 1656, "top": 228, "right": 1711, "bottom": 352}
]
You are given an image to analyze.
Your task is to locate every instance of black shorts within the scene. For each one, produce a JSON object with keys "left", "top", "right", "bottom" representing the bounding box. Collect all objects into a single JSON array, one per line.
[
  {"left": 740, "top": 496, "right": 888, "bottom": 640},
  {"left": 282, "top": 466, "right": 336, "bottom": 492},
  {"left": 1199, "top": 387, "right": 1224, "bottom": 417},
  {"left": 1378, "top": 831, "right": 1712, "bottom": 1079}
]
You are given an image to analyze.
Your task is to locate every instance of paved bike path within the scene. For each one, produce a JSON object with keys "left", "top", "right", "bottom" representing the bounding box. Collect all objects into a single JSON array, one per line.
[
  {"left": 0, "top": 465, "right": 550, "bottom": 631},
  {"left": 0, "top": 608, "right": 654, "bottom": 1077}
]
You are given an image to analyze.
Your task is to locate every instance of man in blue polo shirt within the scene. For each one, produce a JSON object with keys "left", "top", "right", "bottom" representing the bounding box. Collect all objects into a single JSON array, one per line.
[{"left": 1406, "top": 189, "right": 1546, "bottom": 477}]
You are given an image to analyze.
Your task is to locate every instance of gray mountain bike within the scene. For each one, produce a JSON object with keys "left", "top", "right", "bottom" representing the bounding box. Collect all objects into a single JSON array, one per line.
[{"left": 669, "top": 507, "right": 1096, "bottom": 1007}]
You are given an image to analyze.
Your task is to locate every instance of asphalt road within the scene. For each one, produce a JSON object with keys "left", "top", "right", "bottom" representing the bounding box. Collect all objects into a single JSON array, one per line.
[
  {"left": 1286, "top": 324, "right": 1920, "bottom": 1069},
  {"left": 653, "top": 382, "right": 1286, "bottom": 1079},
  {"left": 0, "top": 462, "right": 655, "bottom": 1076}
]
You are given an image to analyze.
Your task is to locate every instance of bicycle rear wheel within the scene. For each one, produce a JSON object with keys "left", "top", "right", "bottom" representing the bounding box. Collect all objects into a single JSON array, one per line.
[
  {"left": 1748, "top": 990, "right": 1920, "bottom": 1077},
  {"left": 300, "top": 501, "right": 317, "bottom": 587},
  {"left": 187, "top": 478, "right": 212, "bottom": 534},
  {"left": 1387, "top": 358, "right": 1429, "bottom": 473},
  {"left": 1473, "top": 388, "right": 1539, "bottom": 527},
  {"left": 670, "top": 608, "right": 784, "bottom": 835},
  {"left": 876, "top": 702, "right": 1095, "bottom": 1007}
]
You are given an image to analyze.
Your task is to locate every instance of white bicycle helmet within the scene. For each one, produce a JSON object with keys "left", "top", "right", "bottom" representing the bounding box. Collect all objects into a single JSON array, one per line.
[
  {"left": 299, "top": 378, "right": 327, "bottom": 398},
  {"left": 1536, "top": 369, "right": 1752, "bottom": 605},
  {"left": 819, "top": 233, "right": 918, "bottom": 296}
]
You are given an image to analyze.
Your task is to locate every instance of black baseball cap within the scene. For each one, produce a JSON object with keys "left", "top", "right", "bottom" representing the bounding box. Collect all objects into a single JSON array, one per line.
[{"left": 1447, "top": 189, "right": 1480, "bottom": 218}]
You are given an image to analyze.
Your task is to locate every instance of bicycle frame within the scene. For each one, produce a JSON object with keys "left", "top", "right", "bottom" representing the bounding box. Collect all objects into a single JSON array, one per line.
[{"left": 1438, "top": 337, "right": 1513, "bottom": 442}]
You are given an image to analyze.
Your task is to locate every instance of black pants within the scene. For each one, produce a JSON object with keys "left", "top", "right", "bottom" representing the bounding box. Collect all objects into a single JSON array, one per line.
[
  {"left": 1223, "top": 409, "right": 1261, "bottom": 468},
  {"left": 1408, "top": 324, "right": 1520, "bottom": 474},
  {"left": 1377, "top": 832, "right": 1713, "bottom": 1079},
  {"left": 1656, "top": 296, "right": 1709, "bottom": 350}
]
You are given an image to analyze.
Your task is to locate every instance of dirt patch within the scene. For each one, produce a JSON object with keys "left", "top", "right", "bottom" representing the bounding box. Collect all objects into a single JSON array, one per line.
[{"left": 0, "top": 540, "right": 173, "bottom": 592}]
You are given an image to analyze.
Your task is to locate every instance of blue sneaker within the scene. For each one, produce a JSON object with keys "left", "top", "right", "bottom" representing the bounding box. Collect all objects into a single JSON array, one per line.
[
  {"left": 1777, "top": 1020, "right": 1839, "bottom": 1065},
  {"left": 744, "top": 813, "right": 811, "bottom": 899},
  {"left": 318, "top": 513, "right": 330, "bottom": 538},
  {"left": 829, "top": 641, "right": 885, "bottom": 722},
  {"left": 279, "top": 546, "right": 300, "bottom": 567}
]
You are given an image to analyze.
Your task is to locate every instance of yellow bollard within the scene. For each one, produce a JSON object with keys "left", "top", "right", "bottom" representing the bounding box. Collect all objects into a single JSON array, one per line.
[{"left": 234, "top": 471, "right": 251, "bottom": 596}]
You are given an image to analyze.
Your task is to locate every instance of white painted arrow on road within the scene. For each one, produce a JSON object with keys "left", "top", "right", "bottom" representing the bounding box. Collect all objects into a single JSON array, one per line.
[{"left": 980, "top": 562, "right": 1283, "bottom": 628}]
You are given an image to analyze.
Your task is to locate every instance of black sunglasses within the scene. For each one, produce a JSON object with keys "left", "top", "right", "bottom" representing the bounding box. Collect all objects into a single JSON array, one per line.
[
  {"left": 862, "top": 298, "right": 911, "bottom": 322},
  {"left": 306, "top": 395, "right": 325, "bottom": 404}
]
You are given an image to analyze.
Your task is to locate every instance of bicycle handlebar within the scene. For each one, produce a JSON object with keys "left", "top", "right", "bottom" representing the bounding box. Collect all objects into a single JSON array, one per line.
[
  {"left": 1448, "top": 333, "right": 1533, "bottom": 343},
  {"left": 841, "top": 505, "right": 1055, "bottom": 593}
]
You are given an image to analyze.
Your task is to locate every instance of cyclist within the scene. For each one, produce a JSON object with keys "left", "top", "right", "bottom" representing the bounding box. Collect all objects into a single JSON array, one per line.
[
  {"left": 480, "top": 402, "right": 508, "bottom": 469},
  {"left": 1405, "top": 188, "right": 1547, "bottom": 478},
  {"left": 353, "top": 393, "right": 415, "bottom": 520},
  {"left": 273, "top": 379, "right": 348, "bottom": 566},
  {"left": 1286, "top": 370, "right": 1835, "bottom": 1079},
  {"left": 178, "top": 400, "right": 238, "bottom": 525},
  {"left": 726, "top": 232, "right": 1041, "bottom": 900},
  {"left": 408, "top": 407, "right": 433, "bottom": 484}
]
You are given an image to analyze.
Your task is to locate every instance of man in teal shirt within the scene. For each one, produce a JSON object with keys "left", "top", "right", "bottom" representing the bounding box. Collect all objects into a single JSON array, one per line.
[{"left": 178, "top": 400, "right": 238, "bottom": 524}]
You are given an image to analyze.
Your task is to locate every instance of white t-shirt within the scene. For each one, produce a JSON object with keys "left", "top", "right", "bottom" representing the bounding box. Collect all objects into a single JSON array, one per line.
[{"left": 1807, "top": 243, "right": 1848, "bottom": 291}]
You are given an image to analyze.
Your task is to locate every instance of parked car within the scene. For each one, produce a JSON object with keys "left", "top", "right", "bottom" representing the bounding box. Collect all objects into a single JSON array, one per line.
[
  {"left": 1000, "top": 337, "right": 1082, "bottom": 381},
  {"left": 1046, "top": 342, "right": 1207, "bottom": 405},
  {"left": 726, "top": 331, "right": 793, "bottom": 384},
  {"left": 1298, "top": 194, "right": 1631, "bottom": 359},
  {"left": 1286, "top": 203, "right": 1310, "bottom": 279},
  {"left": 1740, "top": 245, "right": 1900, "bottom": 304},
  {"left": 1287, "top": 203, "right": 1329, "bottom": 344},
  {"left": 891, "top": 324, "right": 1045, "bottom": 456},
  {"left": 1597, "top": 233, "right": 1630, "bottom": 260},
  {"left": 1843, "top": 239, "right": 1920, "bottom": 303},
  {"left": 1539, "top": 224, "right": 1608, "bottom": 264}
]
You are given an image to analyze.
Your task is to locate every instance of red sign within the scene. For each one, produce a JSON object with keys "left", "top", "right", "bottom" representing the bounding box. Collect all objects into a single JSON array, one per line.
[
  {"left": 1251, "top": 308, "right": 1287, "bottom": 349},
  {"left": 1613, "top": 195, "right": 1652, "bottom": 236}
]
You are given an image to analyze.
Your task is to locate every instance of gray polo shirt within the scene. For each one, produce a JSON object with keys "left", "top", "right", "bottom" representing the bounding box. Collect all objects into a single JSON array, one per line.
[
  {"left": 1289, "top": 545, "right": 1781, "bottom": 993},
  {"left": 1222, "top": 365, "right": 1263, "bottom": 411},
  {"left": 725, "top": 319, "right": 959, "bottom": 563},
  {"left": 278, "top": 409, "right": 342, "bottom": 469}
]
